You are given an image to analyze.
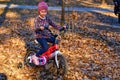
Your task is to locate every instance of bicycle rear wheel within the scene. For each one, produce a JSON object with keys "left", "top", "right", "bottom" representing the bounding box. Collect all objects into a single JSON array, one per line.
[{"left": 24, "top": 50, "right": 36, "bottom": 67}]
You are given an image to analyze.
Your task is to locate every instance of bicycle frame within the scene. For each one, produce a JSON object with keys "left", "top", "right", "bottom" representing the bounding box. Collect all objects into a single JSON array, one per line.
[
  {"left": 37, "top": 43, "right": 60, "bottom": 68},
  {"left": 38, "top": 44, "right": 58, "bottom": 60},
  {"left": 32, "top": 27, "right": 66, "bottom": 66},
  {"left": 25, "top": 27, "right": 68, "bottom": 79}
]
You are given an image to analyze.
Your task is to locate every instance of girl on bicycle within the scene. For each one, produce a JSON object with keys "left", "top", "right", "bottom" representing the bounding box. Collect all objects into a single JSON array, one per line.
[{"left": 32, "top": 1, "right": 66, "bottom": 65}]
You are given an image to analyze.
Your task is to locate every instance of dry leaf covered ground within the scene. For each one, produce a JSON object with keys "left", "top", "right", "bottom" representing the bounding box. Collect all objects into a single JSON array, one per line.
[{"left": 0, "top": 8, "right": 120, "bottom": 80}]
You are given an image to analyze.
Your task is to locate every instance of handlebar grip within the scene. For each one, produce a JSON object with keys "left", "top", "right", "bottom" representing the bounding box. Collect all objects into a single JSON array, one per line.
[
  {"left": 60, "top": 24, "right": 69, "bottom": 33},
  {"left": 59, "top": 27, "right": 65, "bottom": 32}
]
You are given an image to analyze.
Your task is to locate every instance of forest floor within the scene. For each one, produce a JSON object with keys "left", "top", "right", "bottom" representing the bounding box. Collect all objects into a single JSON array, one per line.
[{"left": 0, "top": 0, "right": 120, "bottom": 80}]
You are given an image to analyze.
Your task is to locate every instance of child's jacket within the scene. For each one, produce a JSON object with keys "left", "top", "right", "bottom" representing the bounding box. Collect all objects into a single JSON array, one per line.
[{"left": 34, "top": 16, "right": 62, "bottom": 38}]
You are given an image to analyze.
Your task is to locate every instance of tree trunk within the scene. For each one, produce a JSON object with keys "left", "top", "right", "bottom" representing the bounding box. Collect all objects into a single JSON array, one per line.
[
  {"left": 101, "top": 0, "right": 106, "bottom": 5},
  {"left": 118, "top": 14, "right": 120, "bottom": 23},
  {"left": 61, "top": 0, "right": 65, "bottom": 26},
  {"left": 45, "top": 0, "right": 49, "bottom": 2}
]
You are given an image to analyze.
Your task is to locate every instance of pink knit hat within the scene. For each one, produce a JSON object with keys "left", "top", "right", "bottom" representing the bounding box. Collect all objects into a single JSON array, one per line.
[{"left": 38, "top": 1, "right": 48, "bottom": 13}]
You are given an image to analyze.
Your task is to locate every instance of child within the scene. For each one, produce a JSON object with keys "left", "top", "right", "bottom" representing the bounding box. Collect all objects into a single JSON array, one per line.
[{"left": 32, "top": 1, "right": 66, "bottom": 65}]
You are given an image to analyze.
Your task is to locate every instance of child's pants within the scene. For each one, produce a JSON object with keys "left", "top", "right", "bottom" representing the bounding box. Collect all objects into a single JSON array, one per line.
[{"left": 36, "top": 36, "right": 55, "bottom": 57}]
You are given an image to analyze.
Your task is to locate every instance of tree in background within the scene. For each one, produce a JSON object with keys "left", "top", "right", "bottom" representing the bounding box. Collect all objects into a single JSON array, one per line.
[
  {"left": 60, "top": 0, "right": 79, "bottom": 31},
  {"left": 58, "top": 0, "right": 62, "bottom": 5},
  {"left": 101, "top": 0, "right": 107, "bottom": 5},
  {"left": 45, "top": 0, "right": 49, "bottom": 2},
  {"left": 113, "top": 0, "right": 120, "bottom": 23},
  {"left": 61, "top": 0, "right": 65, "bottom": 26}
]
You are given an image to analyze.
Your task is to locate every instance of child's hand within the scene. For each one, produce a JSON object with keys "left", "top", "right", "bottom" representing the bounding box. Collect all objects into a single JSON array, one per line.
[
  {"left": 63, "top": 25, "right": 66, "bottom": 29},
  {"left": 59, "top": 25, "right": 67, "bottom": 32},
  {"left": 40, "top": 26, "right": 44, "bottom": 30},
  {"left": 34, "top": 34, "right": 37, "bottom": 37}
]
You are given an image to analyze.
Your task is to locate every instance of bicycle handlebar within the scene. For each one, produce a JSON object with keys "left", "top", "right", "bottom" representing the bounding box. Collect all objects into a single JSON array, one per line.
[{"left": 35, "top": 25, "right": 68, "bottom": 38}]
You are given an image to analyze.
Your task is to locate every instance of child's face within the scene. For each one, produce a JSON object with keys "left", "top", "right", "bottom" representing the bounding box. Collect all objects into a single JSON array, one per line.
[{"left": 39, "top": 9, "right": 47, "bottom": 18}]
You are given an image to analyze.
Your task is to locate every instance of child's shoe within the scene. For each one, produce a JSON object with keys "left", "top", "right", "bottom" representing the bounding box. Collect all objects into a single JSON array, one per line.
[{"left": 32, "top": 55, "right": 39, "bottom": 65}]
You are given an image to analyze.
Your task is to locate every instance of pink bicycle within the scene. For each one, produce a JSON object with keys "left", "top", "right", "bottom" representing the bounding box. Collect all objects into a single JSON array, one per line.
[{"left": 24, "top": 28, "right": 68, "bottom": 80}]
